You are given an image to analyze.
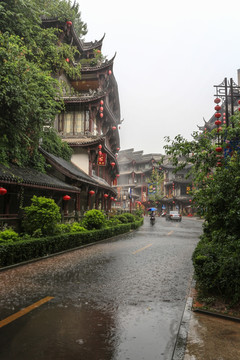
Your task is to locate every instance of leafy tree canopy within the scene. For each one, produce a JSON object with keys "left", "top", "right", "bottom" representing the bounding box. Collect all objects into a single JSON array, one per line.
[
  {"left": 164, "top": 116, "right": 240, "bottom": 301},
  {"left": 0, "top": 0, "right": 87, "bottom": 169}
]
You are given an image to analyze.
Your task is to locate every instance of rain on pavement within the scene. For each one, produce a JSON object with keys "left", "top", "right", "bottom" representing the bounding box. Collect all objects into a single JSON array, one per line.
[{"left": 0, "top": 216, "right": 203, "bottom": 360}]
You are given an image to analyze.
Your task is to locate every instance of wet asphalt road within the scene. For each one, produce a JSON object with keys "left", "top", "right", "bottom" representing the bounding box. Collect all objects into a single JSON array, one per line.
[{"left": 0, "top": 216, "right": 203, "bottom": 360}]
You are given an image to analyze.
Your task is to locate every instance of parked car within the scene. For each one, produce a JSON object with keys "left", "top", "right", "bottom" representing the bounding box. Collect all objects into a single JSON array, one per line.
[{"left": 166, "top": 210, "right": 182, "bottom": 222}]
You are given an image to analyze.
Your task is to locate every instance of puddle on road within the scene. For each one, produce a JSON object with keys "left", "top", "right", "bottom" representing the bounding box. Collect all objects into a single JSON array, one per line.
[{"left": 0, "top": 300, "right": 180, "bottom": 360}]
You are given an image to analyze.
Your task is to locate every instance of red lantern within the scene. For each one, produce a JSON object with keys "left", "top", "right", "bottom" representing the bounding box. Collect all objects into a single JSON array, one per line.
[
  {"left": 110, "top": 197, "right": 114, "bottom": 201},
  {"left": 214, "top": 98, "right": 221, "bottom": 104},
  {"left": 116, "top": 147, "right": 120, "bottom": 151},
  {"left": 89, "top": 190, "right": 95, "bottom": 196},
  {"left": 98, "top": 151, "right": 102, "bottom": 156},
  {"left": 215, "top": 146, "right": 223, "bottom": 153},
  {"left": 108, "top": 70, "right": 112, "bottom": 75},
  {"left": 100, "top": 113, "right": 103, "bottom": 118},
  {"left": 0, "top": 187, "right": 7, "bottom": 195},
  {"left": 100, "top": 106, "right": 104, "bottom": 112},
  {"left": 238, "top": 100, "right": 240, "bottom": 105},
  {"left": 104, "top": 194, "right": 108, "bottom": 198},
  {"left": 215, "top": 120, "right": 221, "bottom": 126},
  {"left": 98, "top": 144, "right": 102, "bottom": 149},
  {"left": 215, "top": 113, "right": 221, "bottom": 118},
  {"left": 100, "top": 100, "right": 104, "bottom": 105},
  {"left": 66, "top": 21, "right": 72, "bottom": 26},
  {"left": 214, "top": 105, "right": 221, "bottom": 111},
  {"left": 63, "top": 195, "right": 71, "bottom": 201},
  {"left": 110, "top": 162, "right": 115, "bottom": 168},
  {"left": 112, "top": 126, "right": 116, "bottom": 130}
]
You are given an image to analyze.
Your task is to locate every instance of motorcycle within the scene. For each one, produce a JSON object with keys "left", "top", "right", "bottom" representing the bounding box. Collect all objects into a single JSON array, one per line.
[{"left": 150, "top": 215, "right": 155, "bottom": 225}]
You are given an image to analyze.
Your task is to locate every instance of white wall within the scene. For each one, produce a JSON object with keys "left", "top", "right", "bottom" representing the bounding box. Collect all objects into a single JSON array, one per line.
[{"left": 71, "top": 151, "right": 89, "bottom": 174}]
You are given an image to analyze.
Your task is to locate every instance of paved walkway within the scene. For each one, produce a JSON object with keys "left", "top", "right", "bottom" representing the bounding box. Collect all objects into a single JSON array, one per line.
[{"left": 184, "top": 310, "right": 240, "bottom": 360}]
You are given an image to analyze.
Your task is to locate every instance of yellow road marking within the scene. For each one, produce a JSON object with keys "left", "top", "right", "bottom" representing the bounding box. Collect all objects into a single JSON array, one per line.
[
  {"left": 167, "top": 231, "right": 174, "bottom": 235},
  {"left": 0, "top": 296, "right": 54, "bottom": 328},
  {"left": 132, "top": 243, "right": 153, "bottom": 254}
]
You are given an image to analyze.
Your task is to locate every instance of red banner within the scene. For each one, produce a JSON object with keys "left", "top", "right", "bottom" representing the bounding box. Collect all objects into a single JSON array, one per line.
[{"left": 98, "top": 153, "right": 107, "bottom": 166}]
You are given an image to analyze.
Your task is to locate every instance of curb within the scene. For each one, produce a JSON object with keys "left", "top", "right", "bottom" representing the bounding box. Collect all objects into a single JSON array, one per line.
[
  {"left": 192, "top": 308, "right": 240, "bottom": 323},
  {"left": 171, "top": 280, "right": 195, "bottom": 360}
]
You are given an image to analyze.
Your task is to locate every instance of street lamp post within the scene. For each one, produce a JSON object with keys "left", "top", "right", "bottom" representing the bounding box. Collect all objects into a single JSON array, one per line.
[{"left": 214, "top": 77, "right": 240, "bottom": 128}]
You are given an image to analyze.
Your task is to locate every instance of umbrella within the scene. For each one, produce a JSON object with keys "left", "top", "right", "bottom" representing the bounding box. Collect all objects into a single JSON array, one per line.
[{"left": 147, "top": 207, "right": 157, "bottom": 211}]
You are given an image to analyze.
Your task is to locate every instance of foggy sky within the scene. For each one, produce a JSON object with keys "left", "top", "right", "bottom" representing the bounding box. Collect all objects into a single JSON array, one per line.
[{"left": 78, "top": 0, "right": 240, "bottom": 154}]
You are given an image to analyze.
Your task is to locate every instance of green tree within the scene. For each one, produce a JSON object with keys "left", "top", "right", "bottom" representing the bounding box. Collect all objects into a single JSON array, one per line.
[
  {"left": 0, "top": 33, "right": 62, "bottom": 168},
  {"left": 164, "top": 116, "right": 240, "bottom": 302},
  {"left": 22, "top": 196, "right": 61, "bottom": 236},
  {"left": 81, "top": 210, "right": 106, "bottom": 230},
  {"left": 41, "top": 128, "right": 73, "bottom": 161},
  {"left": 0, "top": 0, "right": 86, "bottom": 168}
]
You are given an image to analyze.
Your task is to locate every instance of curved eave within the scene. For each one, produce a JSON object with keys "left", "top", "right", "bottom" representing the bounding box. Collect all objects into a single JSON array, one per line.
[
  {"left": 66, "top": 136, "right": 105, "bottom": 147},
  {"left": 82, "top": 33, "right": 106, "bottom": 51},
  {"left": 62, "top": 91, "right": 106, "bottom": 104},
  {"left": 41, "top": 18, "right": 105, "bottom": 55},
  {"left": 81, "top": 54, "right": 116, "bottom": 73}
]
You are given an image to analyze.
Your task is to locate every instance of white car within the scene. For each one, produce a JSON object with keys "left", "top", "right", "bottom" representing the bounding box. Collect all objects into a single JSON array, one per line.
[{"left": 166, "top": 211, "right": 182, "bottom": 222}]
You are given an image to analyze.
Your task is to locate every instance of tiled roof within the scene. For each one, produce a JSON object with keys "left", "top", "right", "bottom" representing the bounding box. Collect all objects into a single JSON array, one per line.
[
  {"left": 40, "top": 148, "right": 98, "bottom": 185},
  {"left": 64, "top": 136, "right": 104, "bottom": 146},
  {"left": 0, "top": 163, "right": 78, "bottom": 191}
]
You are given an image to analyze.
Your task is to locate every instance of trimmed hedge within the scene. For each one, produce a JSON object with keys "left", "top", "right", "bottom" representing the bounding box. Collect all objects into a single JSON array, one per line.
[{"left": 0, "top": 220, "right": 143, "bottom": 267}]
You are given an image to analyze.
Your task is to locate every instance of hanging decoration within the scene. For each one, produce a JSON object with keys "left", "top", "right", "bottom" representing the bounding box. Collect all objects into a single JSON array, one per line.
[
  {"left": 89, "top": 190, "right": 95, "bottom": 196},
  {"left": 104, "top": 194, "right": 109, "bottom": 198},
  {"left": 0, "top": 187, "right": 7, "bottom": 195},
  {"left": 63, "top": 195, "right": 71, "bottom": 201},
  {"left": 214, "top": 97, "right": 223, "bottom": 167}
]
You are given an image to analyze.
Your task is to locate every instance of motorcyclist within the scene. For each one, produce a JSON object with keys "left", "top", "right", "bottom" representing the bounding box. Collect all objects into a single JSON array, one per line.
[{"left": 150, "top": 211, "right": 155, "bottom": 224}]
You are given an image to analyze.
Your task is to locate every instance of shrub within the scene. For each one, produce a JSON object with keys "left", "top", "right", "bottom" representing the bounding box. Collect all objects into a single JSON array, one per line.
[
  {"left": 70, "top": 222, "right": 87, "bottom": 232},
  {"left": 0, "top": 229, "right": 19, "bottom": 243},
  {"left": 192, "top": 234, "right": 240, "bottom": 304},
  {"left": 55, "top": 223, "right": 72, "bottom": 234},
  {"left": 115, "top": 214, "right": 128, "bottom": 224},
  {"left": 122, "top": 213, "right": 135, "bottom": 223},
  {"left": 22, "top": 196, "right": 61, "bottom": 236},
  {"left": 105, "top": 218, "right": 122, "bottom": 227},
  {"left": 81, "top": 209, "right": 106, "bottom": 230}
]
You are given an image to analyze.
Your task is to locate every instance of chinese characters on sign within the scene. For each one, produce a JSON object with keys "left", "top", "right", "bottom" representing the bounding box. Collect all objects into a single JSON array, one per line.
[{"left": 98, "top": 153, "right": 107, "bottom": 166}]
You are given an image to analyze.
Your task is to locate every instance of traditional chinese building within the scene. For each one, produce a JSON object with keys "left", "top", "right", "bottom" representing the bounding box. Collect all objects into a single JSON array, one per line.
[
  {"left": 0, "top": 18, "right": 121, "bottom": 228},
  {"left": 113, "top": 149, "right": 163, "bottom": 211},
  {"left": 43, "top": 18, "right": 121, "bottom": 209},
  {"left": 160, "top": 158, "right": 193, "bottom": 214}
]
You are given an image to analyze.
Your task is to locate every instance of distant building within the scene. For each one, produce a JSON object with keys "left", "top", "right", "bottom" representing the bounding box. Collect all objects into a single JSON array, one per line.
[
  {"left": 112, "top": 149, "right": 193, "bottom": 214},
  {"left": 160, "top": 157, "right": 193, "bottom": 214},
  {"left": 113, "top": 149, "right": 163, "bottom": 211}
]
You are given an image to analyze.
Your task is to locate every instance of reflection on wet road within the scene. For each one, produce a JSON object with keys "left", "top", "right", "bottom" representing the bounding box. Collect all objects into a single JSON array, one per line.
[{"left": 0, "top": 217, "right": 203, "bottom": 360}]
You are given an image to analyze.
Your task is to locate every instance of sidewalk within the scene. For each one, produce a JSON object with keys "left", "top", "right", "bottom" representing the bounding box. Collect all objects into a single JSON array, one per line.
[
  {"left": 173, "top": 283, "right": 240, "bottom": 360},
  {"left": 183, "top": 310, "right": 240, "bottom": 359}
]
